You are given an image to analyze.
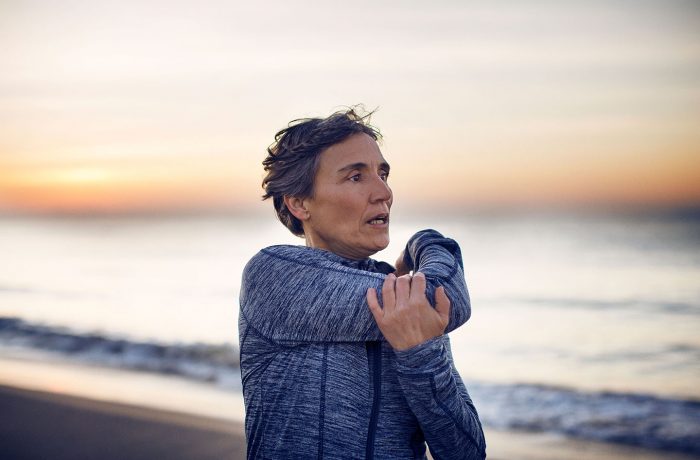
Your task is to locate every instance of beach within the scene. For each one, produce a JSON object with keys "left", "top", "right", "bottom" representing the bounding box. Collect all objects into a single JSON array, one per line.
[
  {"left": 0, "top": 384, "right": 246, "bottom": 460},
  {"left": 2, "top": 382, "right": 698, "bottom": 460},
  {"left": 2, "top": 351, "right": 698, "bottom": 460},
  {"left": 3, "top": 0, "right": 700, "bottom": 455},
  {"left": 1, "top": 213, "right": 699, "bottom": 458}
]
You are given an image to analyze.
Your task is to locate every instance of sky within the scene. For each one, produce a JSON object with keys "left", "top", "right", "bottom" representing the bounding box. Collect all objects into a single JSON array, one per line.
[{"left": 1, "top": 0, "right": 699, "bottom": 215}]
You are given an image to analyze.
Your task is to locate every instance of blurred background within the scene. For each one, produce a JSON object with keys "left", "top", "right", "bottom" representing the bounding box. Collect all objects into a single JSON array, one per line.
[{"left": 1, "top": 0, "right": 699, "bottom": 458}]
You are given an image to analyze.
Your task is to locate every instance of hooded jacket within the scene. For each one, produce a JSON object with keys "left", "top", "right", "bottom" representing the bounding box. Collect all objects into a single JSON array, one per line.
[{"left": 239, "top": 229, "right": 486, "bottom": 459}]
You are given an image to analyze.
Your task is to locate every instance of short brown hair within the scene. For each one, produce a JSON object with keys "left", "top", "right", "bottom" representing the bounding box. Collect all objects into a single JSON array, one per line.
[{"left": 262, "top": 107, "right": 382, "bottom": 236}]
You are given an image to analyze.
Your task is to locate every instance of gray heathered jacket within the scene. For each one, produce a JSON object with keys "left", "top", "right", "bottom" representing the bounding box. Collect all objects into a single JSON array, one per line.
[{"left": 239, "top": 229, "right": 486, "bottom": 459}]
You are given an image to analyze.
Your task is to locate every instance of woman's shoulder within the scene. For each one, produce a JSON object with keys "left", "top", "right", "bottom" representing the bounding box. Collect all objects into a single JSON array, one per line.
[
  {"left": 253, "top": 244, "right": 327, "bottom": 263},
  {"left": 244, "top": 245, "right": 389, "bottom": 276},
  {"left": 245, "top": 244, "right": 341, "bottom": 270}
]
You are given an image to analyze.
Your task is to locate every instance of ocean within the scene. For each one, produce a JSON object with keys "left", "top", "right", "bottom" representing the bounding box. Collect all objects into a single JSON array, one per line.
[{"left": 1, "top": 211, "right": 699, "bottom": 454}]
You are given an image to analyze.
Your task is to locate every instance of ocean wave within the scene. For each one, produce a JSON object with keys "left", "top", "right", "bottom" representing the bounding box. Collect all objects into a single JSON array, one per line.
[
  {"left": 511, "top": 297, "right": 699, "bottom": 315},
  {"left": 2, "top": 316, "right": 699, "bottom": 454},
  {"left": 496, "top": 342, "right": 700, "bottom": 369},
  {"left": 0, "top": 316, "right": 240, "bottom": 389},
  {"left": 0, "top": 284, "right": 36, "bottom": 294},
  {"left": 469, "top": 381, "right": 700, "bottom": 455}
]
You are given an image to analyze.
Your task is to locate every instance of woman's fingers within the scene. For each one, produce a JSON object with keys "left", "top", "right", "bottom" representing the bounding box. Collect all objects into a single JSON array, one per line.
[
  {"left": 409, "top": 272, "right": 427, "bottom": 302},
  {"left": 395, "top": 274, "right": 412, "bottom": 308},
  {"left": 393, "top": 250, "right": 410, "bottom": 276},
  {"left": 368, "top": 273, "right": 398, "bottom": 323},
  {"left": 366, "top": 288, "right": 383, "bottom": 323},
  {"left": 382, "top": 273, "right": 396, "bottom": 313},
  {"left": 369, "top": 274, "right": 453, "bottom": 350}
]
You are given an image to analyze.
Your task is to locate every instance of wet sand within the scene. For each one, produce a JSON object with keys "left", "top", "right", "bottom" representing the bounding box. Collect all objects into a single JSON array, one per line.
[
  {"left": 0, "top": 384, "right": 246, "bottom": 460},
  {"left": 1, "top": 379, "right": 696, "bottom": 460}
]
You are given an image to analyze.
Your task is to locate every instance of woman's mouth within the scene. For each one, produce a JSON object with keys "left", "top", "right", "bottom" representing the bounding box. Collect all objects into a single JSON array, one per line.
[{"left": 367, "top": 214, "right": 389, "bottom": 226}]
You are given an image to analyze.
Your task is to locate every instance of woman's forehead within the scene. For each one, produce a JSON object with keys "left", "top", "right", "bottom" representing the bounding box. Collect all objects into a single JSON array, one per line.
[{"left": 319, "top": 133, "right": 388, "bottom": 171}]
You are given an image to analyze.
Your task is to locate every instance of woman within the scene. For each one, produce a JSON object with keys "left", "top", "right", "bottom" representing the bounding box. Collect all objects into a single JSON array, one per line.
[{"left": 239, "top": 108, "right": 486, "bottom": 459}]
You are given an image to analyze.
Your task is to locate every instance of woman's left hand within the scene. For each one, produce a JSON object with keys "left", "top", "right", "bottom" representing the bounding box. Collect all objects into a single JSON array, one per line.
[
  {"left": 393, "top": 250, "right": 411, "bottom": 277},
  {"left": 367, "top": 272, "right": 451, "bottom": 351}
]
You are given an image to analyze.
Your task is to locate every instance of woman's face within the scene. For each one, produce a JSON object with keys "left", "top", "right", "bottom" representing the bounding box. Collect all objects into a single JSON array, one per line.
[{"left": 300, "top": 133, "right": 393, "bottom": 260}]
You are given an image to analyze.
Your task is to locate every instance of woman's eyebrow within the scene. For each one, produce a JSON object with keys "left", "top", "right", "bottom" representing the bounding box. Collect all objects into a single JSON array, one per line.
[
  {"left": 337, "top": 162, "right": 367, "bottom": 173},
  {"left": 336, "top": 161, "right": 391, "bottom": 174}
]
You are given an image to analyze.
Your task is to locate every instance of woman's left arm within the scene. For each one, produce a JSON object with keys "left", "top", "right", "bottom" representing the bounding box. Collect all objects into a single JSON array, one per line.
[
  {"left": 367, "top": 271, "right": 486, "bottom": 459},
  {"left": 393, "top": 336, "right": 487, "bottom": 460}
]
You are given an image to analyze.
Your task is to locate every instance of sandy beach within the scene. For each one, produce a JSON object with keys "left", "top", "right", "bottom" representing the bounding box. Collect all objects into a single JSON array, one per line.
[
  {"left": 1, "top": 346, "right": 698, "bottom": 460},
  {"left": 3, "top": 382, "right": 698, "bottom": 460},
  {"left": 0, "top": 384, "right": 246, "bottom": 460}
]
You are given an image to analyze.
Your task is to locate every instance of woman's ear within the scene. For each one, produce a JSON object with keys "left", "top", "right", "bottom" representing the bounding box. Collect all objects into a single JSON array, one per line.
[{"left": 283, "top": 196, "right": 310, "bottom": 221}]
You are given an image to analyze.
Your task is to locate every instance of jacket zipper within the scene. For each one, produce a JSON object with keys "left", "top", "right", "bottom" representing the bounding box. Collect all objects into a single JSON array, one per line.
[{"left": 365, "top": 341, "right": 382, "bottom": 460}]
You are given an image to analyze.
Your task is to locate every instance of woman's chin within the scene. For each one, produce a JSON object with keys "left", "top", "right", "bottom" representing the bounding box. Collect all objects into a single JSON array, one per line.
[{"left": 369, "top": 235, "right": 390, "bottom": 253}]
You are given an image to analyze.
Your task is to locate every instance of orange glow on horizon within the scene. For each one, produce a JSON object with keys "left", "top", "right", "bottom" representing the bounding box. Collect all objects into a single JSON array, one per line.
[
  {"left": 388, "top": 147, "right": 700, "bottom": 210},
  {"left": 2, "top": 148, "right": 699, "bottom": 215},
  {"left": 0, "top": 159, "right": 259, "bottom": 214},
  {"left": 1, "top": 1, "right": 698, "bottom": 215}
]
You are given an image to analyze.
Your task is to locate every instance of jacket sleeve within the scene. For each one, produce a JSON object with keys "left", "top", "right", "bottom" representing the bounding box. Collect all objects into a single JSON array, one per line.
[
  {"left": 239, "top": 229, "right": 470, "bottom": 344},
  {"left": 402, "top": 229, "right": 471, "bottom": 334},
  {"left": 394, "top": 335, "right": 487, "bottom": 459}
]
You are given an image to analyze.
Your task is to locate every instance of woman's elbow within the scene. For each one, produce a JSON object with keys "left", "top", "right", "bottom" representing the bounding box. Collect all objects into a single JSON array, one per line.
[{"left": 451, "top": 276, "right": 472, "bottom": 323}]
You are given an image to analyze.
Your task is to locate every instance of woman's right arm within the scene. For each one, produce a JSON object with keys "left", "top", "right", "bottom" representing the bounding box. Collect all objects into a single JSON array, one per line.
[{"left": 239, "top": 229, "right": 470, "bottom": 344}]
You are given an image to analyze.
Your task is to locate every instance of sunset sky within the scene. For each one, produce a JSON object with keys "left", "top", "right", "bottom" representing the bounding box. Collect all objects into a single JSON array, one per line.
[{"left": 1, "top": 0, "right": 699, "bottom": 215}]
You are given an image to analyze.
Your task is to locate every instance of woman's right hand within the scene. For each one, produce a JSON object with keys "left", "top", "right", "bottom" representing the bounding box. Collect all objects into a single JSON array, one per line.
[{"left": 367, "top": 272, "right": 450, "bottom": 351}]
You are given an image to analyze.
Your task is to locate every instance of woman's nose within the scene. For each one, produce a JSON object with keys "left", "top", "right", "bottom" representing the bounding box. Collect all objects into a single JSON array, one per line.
[{"left": 370, "top": 174, "right": 392, "bottom": 203}]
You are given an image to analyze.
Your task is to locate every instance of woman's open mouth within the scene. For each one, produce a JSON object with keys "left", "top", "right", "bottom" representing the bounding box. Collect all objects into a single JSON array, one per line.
[{"left": 366, "top": 214, "right": 389, "bottom": 226}]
